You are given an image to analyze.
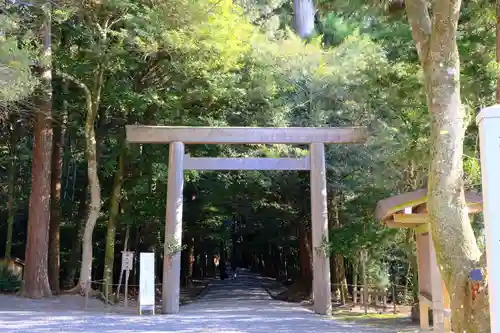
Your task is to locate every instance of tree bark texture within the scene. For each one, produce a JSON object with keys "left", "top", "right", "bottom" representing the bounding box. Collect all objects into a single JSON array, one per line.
[
  {"left": 329, "top": 197, "right": 348, "bottom": 303},
  {"left": 23, "top": 2, "right": 53, "bottom": 298},
  {"left": 298, "top": 224, "right": 313, "bottom": 290},
  {"left": 406, "top": 0, "right": 489, "bottom": 331},
  {"left": 103, "top": 150, "right": 124, "bottom": 300},
  {"left": 48, "top": 81, "right": 67, "bottom": 294},
  {"left": 352, "top": 257, "right": 359, "bottom": 303},
  {"left": 63, "top": 174, "right": 87, "bottom": 289},
  {"left": 187, "top": 237, "right": 195, "bottom": 280},
  {"left": 79, "top": 66, "right": 104, "bottom": 293},
  {"left": 5, "top": 120, "right": 17, "bottom": 259},
  {"left": 59, "top": 65, "right": 104, "bottom": 293},
  {"left": 333, "top": 255, "right": 348, "bottom": 304}
]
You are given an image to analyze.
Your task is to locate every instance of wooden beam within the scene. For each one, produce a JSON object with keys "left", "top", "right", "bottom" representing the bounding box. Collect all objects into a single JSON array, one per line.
[
  {"left": 393, "top": 213, "right": 428, "bottom": 225},
  {"left": 126, "top": 125, "right": 367, "bottom": 144},
  {"left": 183, "top": 155, "right": 310, "bottom": 171}
]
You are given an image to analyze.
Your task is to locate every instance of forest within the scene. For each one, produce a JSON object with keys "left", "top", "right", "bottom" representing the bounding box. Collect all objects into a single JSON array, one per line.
[{"left": 0, "top": 0, "right": 496, "bottom": 332}]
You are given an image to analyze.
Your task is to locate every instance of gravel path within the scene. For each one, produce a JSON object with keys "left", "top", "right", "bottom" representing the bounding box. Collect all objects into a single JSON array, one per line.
[{"left": 0, "top": 272, "right": 398, "bottom": 333}]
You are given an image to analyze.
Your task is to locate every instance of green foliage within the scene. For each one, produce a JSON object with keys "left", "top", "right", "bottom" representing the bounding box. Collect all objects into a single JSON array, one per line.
[{"left": 0, "top": 13, "right": 37, "bottom": 104}]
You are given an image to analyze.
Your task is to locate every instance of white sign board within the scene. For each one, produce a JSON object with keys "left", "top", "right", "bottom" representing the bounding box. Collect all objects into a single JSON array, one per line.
[
  {"left": 139, "top": 252, "right": 155, "bottom": 314},
  {"left": 121, "top": 251, "right": 134, "bottom": 271}
]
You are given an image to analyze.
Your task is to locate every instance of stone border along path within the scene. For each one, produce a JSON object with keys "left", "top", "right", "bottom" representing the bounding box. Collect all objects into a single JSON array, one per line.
[{"left": 0, "top": 271, "right": 399, "bottom": 332}]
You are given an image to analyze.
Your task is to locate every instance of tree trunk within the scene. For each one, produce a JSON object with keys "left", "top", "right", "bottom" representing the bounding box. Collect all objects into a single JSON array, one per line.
[
  {"left": 58, "top": 18, "right": 107, "bottom": 292},
  {"left": 406, "top": 0, "right": 489, "bottom": 331},
  {"left": 5, "top": 120, "right": 17, "bottom": 259},
  {"left": 298, "top": 224, "right": 313, "bottom": 291},
  {"left": 63, "top": 174, "right": 87, "bottom": 289},
  {"left": 57, "top": 68, "right": 104, "bottom": 293},
  {"left": 293, "top": 0, "right": 316, "bottom": 39},
  {"left": 198, "top": 243, "right": 207, "bottom": 277},
  {"left": 131, "top": 226, "right": 141, "bottom": 285},
  {"left": 23, "top": 2, "right": 53, "bottom": 298},
  {"left": 208, "top": 249, "right": 216, "bottom": 277},
  {"left": 57, "top": 60, "right": 105, "bottom": 294},
  {"left": 181, "top": 236, "right": 194, "bottom": 285},
  {"left": 187, "top": 237, "right": 195, "bottom": 280},
  {"left": 192, "top": 244, "right": 200, "bottom": 278},
  {"left": 352, "top": 256, "right": 359, "bottom": 303},
  {"left": 273, "top": 245, "right": 282, "bottom": 279},
  {"left": 79, "top": 67, "right": 103, "bottom": 292},
  {"left": 330, "top": 196, "right": 348, "bottom": 303},
  {"left": 48, "top": 81, "right": 67, "bottom": 294},
  {"left": 334, "top": 255, "right": 348, "bottom": 304},
  {"left": 103, "top": 150, "right": 124, "bottom": 301},
  {"left": 361, "top": 250, "right": 368, "bottom": 314}
]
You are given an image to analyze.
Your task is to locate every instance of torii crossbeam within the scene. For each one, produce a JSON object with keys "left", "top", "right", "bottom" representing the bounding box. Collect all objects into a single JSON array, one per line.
[{"left": 126, "top": 125, "right": 367, "bottom": 315}]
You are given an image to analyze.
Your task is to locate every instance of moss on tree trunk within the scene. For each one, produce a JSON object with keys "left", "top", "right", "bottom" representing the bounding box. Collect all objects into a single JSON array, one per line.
[{"left": 103, "top": 150, "right": 124, "bottom": 301}]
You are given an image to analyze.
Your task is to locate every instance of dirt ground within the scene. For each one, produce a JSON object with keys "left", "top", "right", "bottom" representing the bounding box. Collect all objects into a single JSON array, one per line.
[{"left": 0, "top": 278, "right": 211, "bottom": 315}]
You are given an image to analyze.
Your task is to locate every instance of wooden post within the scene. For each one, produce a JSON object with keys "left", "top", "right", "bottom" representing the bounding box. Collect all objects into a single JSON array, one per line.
[
  {"left": 415, "top": 231, "right": 432, "bottom": 331},
  {"left": 310, "top": 142, "right": 332, "bottom": 315},
  {"left": 430, "top": 240, "right": 445, "bottom": 332},
  {"left": 420, "top": 300, "right": 430, "bottom": 330},
  {"left": 124, "top": 269, "right": 130, "bottom": 309},
  {"left": 117, "top": 269, "right": 124, "bottom": 304},
  {"left": 162, "top": 142, "right": 184, "bottom": 314},
  {"left": 442, "top": 280, "right": 451, "bottom": 332}
]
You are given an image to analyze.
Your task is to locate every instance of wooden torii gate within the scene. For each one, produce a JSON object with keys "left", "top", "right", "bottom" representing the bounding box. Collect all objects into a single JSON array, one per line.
[{"left": 126, "top": 125, "right": 367, "bottom": 315}]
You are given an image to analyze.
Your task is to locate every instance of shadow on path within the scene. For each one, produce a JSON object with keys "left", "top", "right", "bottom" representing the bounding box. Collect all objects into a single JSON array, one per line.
[{"left": 0, "top": 271, "right": 398, "bottom": 332}]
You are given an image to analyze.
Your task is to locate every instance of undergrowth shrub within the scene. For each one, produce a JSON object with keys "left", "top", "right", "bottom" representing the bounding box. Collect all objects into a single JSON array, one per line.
[{"left": 0, "top": 264, "right": 22, "bottom": 293}]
